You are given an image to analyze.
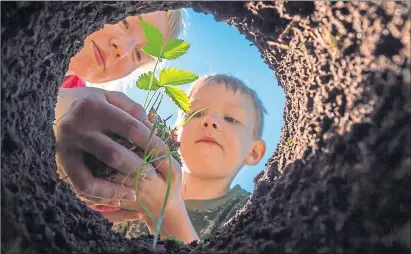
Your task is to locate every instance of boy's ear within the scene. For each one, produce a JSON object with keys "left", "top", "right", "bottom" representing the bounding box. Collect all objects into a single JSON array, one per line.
[{"left": 244, "top": 139, "right": 266, "bottom": 166}]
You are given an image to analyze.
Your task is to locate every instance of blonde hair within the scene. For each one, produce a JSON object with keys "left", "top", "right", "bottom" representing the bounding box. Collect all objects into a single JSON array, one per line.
[
  {"left": 164, "top": 9, "right": 184, "bottom": 41},
  {"left": 176, "top": 74, "right": 267, "bottom": 139}
]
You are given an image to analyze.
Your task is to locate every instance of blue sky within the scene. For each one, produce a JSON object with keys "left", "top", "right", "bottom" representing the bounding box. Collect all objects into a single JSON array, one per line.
[{"left": 125, "top": 8, "right": 285, "bottom": 193}]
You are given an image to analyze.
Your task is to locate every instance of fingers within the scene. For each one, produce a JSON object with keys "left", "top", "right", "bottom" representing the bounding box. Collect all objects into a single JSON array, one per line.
[
  {"left": 109, "top": 172, "right": 137, "bottom": 188},
  {"left": 101, "top": 104, "right": 166, "bottom": 155},
  {"left": 87, "top": 177, "right": 137, "bottom": 202},
  {"left": 57, "top": 151, "right": 136, "bottom": 202},
  {"left": 108, "top": 166, "right": 156, "bottom": 189},
  {"left": 98, "top": 101, "right": 181, "bottom": 183},
  {"left": 104, "top": 90, "right": 153, "bottom": 129},
  {"left": 150, "top": 151, "right": 182, "bottom": 183},
  {"left": 81, "top": 196, "right": 121, "bottom": 207},
  {"left": 100, "top": 210, "right": 144, "bottom": 224},
  {"left": 78, "top": 93, "right": 165, "bottom": 163},
  {"left": 79, "top": 131, "right": 147, "bottom": 176},
  {"left": 63, "top": 91, "right": 168, "bottom": 179},
  {"left": 99, "top": 104, "right": 179, "bottom": 182},
  {"left": 83, "top": 92, "right": 168, "bottom": 180}
]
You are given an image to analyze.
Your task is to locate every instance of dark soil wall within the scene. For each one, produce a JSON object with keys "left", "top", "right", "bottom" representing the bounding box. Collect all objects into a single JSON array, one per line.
[{"left": 2, "top": 1, "right": 410, "bottom": 253}]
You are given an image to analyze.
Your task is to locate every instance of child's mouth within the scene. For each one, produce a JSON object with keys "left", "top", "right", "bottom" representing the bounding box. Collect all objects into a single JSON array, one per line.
[
  {"left": 196, "top": 137, "right": 223, "bottom": 149},
  {"left": 198, "top": 140, "right": 217, "bottom": 145}
]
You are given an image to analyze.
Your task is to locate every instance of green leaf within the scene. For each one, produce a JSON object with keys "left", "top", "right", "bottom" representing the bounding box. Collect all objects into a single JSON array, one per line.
[
  {"left": 136, "top": 72, "right": 160, "bottom": 91},
  {"left": 159, "top": 68, "right": 199, "bottom": 86},
  {"left": 161, "top": 39, "right": 190, "bottom": 60},
  {"left": 165, "top": 86, "right": 191, "bottom": 114},
  {"left": 139, "top": 20, "right": 164, "bottom": 57}
]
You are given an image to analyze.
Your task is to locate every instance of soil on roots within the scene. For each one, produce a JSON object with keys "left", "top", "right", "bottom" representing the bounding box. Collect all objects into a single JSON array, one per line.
[
  {"left": 1, "top": 1, "right": 410, "bottom": 254},
  {"left": 86, "top": 108, "right": 182, "bottom": 180}
]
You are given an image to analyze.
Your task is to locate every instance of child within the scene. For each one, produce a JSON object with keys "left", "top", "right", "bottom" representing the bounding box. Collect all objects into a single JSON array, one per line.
[{"left": 112, "top": 74, "right": 267, "bottom": 241}]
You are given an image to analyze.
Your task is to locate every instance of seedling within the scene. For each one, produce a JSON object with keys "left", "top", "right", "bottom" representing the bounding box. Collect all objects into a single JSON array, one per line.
[
  {"left": 83, "top": 18, "right": 204, "bottom": 246},
  {"left": 77, "top": 18, "right": 206, "bottom": 246},
  {"left": 133, "top": 19, "right": 201, "bottom": 247}
]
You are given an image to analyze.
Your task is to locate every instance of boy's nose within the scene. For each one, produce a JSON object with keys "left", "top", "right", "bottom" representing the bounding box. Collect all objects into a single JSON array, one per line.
[
  {"left": 202, "top": 117, "right": 220, "bottom": 130},
  {"left": 109, "top": 37, "right": 138, "bottom": 59}
]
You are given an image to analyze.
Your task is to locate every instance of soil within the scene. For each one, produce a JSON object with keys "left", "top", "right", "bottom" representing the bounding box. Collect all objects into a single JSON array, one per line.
[
  {"left": 2, "top": 1, "right": 410, "bottom": 254},
  {"left": 86, "top": 108, "right": 182, "bottom": 179}
]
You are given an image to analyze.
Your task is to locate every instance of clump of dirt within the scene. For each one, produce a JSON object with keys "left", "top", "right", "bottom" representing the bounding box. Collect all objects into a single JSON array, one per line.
[
  {"left": 85, "top": 108, "right": 182, "bottom": 180},
  {"left": 1, "top": 1, "right": 410, "bottom": 254}
]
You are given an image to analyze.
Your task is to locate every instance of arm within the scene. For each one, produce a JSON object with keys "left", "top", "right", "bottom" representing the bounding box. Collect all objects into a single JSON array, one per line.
[
  {"left": 143, "top": 199, "right": 199, "bottom": 244},
  {"left": 114, "top": 171, "right": 199, "bottom": 243},
  {"left": 108, "top": 136, "right": 199, "bottom": 243}
]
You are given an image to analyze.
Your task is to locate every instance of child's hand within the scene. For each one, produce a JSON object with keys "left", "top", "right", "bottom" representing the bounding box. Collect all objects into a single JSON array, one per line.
[
  {"left": 112, "top": 147, "right": 199, "bottom": 243},
  {"left": 117, "top": 147, "right": 184, "bottom": 219},
  {"left": 138, "top": 153, "right": 199, "bottom": 243}
]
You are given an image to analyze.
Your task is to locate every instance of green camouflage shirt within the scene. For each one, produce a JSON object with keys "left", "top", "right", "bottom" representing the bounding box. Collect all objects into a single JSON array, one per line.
[{"left": 112, "top": 185, "right": 250, "bottom": 241}]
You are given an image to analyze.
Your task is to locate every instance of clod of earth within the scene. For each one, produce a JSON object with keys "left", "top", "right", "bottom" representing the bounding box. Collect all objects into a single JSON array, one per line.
[
  {"left": 1, "top": 1, "right": 410, "bottom": 254},
  {"left": 86, "top": 108, "right": 182, "bottom": 180}
]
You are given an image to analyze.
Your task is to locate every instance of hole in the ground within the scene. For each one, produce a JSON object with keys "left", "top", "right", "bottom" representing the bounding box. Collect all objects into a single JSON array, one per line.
[
  {"left": 56, "top": 7, "right": 285, "bottom": 244},
  {"left": 3, "top": 2, "right": 409, "bottom": 253}
]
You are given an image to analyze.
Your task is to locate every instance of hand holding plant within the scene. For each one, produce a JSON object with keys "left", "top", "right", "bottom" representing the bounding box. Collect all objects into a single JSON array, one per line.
[
  {"left": 82, "top": 19, "right": 203, "bottom": 245},
  {"left": 111, "top": 138, "right": 198, "bottom": 243},
  {"left": 54, "top": 87, "right": 156, "bottom": 207}
]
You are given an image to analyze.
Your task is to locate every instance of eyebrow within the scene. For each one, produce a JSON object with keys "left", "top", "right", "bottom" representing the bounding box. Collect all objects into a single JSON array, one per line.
[
  {"left": 191, "top": 100, "right": 247, "bottom": 116},
  {"left": 191, "top": 100, "right": 245, "bottom": 108},
  {"left": 226, "top": 103, "right": 245, "bottom": 110},
  {"left": 226, "top": 104, "right": 248, "bottom": 120}
]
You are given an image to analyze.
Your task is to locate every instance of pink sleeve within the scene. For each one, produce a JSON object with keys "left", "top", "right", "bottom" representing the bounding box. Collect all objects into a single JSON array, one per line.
[{"left": 60, "top": 76, "right": 86, "bottom": 88}]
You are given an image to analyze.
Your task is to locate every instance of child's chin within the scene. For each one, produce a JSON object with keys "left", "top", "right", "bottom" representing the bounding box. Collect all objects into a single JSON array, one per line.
[
  {"left": 187, "top": 156, "right": 223, "bottom": 171},
  {"left": 195, "top": 148, "right": 223, "bottom": 159},
  {"left": 196, "top": 142, "right": 223, "bottom": 150}
]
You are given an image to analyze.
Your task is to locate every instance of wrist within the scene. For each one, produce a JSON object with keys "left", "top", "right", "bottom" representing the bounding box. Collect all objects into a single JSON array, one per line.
[
  {"left": 144, "top": 200, "right": 199, "bottom": 243},
  {"left": 143, "top": 198, "right": 185, "bottom": 228}
]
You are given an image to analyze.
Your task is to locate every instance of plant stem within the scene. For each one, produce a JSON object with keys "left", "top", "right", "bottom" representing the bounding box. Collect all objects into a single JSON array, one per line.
[
  {"left": 143, "top": 57, "right": 161, "bottom": 109},
  {"left": 146, "top": 88, "right": 163, "bottom": 111},
  {"left": 153, "top": 146, "right": 173, "bottom": 247}
]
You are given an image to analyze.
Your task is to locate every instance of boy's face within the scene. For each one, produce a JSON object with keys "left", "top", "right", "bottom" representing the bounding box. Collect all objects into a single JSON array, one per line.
[{"left": 178, "top": 82, "right": 265, "bottom": 181}]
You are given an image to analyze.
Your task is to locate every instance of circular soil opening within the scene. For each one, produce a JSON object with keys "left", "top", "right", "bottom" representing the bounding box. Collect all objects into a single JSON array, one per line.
[{"left": 1, "top": 2, "right": 410, "bottom": 253}]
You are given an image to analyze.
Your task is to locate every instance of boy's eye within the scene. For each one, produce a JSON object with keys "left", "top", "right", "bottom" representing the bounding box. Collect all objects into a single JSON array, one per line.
[
  {"left": 192, "top": 111, "right": 203, "bottom": 118},
  {"left": 184, "top": 111, "right": 201, "bottom": 119},
  {"left": 224, "top": 116, "right": 239, "bottom": 124}
]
